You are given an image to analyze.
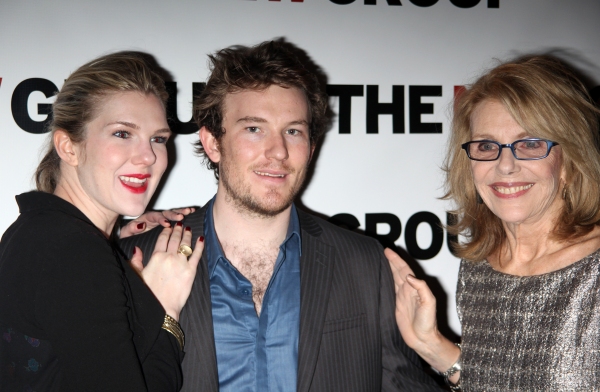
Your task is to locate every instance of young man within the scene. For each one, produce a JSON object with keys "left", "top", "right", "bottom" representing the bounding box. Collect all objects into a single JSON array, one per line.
[{"left": 121, "top": 40, "right": 441, "bottom": 391}]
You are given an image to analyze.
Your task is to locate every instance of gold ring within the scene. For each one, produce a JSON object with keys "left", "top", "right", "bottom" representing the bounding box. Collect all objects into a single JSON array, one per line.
[{"left": 177, "top": 244, "right": 193, "bottom": 257}]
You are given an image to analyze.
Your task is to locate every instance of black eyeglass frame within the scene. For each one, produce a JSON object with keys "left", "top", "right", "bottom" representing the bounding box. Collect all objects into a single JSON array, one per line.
[{"left": 461, "top": 138, "right": 559, "bottom": 161}]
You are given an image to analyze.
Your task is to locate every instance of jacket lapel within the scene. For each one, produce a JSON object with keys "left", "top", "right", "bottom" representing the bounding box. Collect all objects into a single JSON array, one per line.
[
  {"left": 297, "top": 210, "right": 335, "bottom": 392},
  {"left": 180, "top": 206, "right": 335, "bottom": 391},
  {"left": 179, "top": 206, "right": 220, "bottom": 391}
]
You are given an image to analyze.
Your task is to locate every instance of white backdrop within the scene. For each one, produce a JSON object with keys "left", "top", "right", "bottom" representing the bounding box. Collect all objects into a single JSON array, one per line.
[{"left": 2, "top": 0, "right": 600, "bottom": 334}]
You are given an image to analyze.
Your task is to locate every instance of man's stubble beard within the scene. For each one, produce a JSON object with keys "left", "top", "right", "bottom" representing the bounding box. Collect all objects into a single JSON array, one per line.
[{"left": 218, "top": 143, "right": 307, "bottom": 219}]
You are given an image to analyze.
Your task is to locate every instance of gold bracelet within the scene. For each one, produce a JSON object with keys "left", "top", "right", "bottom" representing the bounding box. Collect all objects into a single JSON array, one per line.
[{"left": 162, "top": 314, "right": 185, "bottom": 350}]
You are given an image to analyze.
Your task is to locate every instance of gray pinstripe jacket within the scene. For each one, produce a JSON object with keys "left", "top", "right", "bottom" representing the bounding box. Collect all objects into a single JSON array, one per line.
[{"left": 120, "top": 204, "right": 442, "bottom": 392}]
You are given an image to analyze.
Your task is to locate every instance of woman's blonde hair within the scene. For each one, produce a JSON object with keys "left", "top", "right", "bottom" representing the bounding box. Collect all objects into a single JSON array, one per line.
[
  {"left": 444, "top": 55, "right": 600, "bottom": 261},
  {"left": 35, "top": 51, "right": 168, "bottom": 193}
]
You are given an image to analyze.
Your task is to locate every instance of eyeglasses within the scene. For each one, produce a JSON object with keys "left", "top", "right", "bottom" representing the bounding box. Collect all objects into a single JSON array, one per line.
[{"left": 461, "top": 138, "right": 559, "bottom": 161}]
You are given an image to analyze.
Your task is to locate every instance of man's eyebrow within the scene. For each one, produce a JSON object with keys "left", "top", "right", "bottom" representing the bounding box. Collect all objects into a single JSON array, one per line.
[
  {"left": 288, "top": 120, "right": 309, "bottom": 126},
  {"left": 236, "top": 117, "right": 309, "bottom": 127},
  {"left": 237, "top": 116, "right": 267, "bottom": 123}
]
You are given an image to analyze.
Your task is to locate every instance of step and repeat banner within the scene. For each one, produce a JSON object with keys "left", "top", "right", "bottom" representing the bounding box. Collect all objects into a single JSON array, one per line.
[{"left": 1, "top": 0, "right": 599, "bottom": 334}]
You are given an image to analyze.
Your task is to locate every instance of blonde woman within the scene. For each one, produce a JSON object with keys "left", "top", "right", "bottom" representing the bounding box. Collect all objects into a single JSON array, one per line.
[
  {"left": 387, "top": 55, "right": 600, "bottom": 391},
  {"left": 0, "top": 52, "right": 203, "bottom": 391}
]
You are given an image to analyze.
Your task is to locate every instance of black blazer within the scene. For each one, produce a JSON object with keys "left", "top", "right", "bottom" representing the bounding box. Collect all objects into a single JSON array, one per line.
[
  {"left": 120, "top": 204, "right": 442, "bottom": 391},
  {"left": 0, "top": 192, "right": 182, "bottom": 391}
]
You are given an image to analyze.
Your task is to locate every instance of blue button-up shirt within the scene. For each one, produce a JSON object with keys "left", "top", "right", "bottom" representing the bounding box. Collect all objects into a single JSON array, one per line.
[{"left": 204, "top": 198, "right": 301, "bottom": 392}]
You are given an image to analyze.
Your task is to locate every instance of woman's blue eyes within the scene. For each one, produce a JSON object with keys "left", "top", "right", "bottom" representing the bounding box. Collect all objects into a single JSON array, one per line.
[
  {"left": 151, "top": 136, "right": 168, "bottom": 144},
  {"left": 113, "top": 131, "right": 168, "bottom": 143},
  {"left": 478, "top": 142, "right": 496, "bottom": 151},
  {"left": 113, "top": 130, "right": 130, "bottom": 139}
]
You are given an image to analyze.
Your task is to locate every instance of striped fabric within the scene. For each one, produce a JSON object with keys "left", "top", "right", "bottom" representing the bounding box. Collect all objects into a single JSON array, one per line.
[{"left": 120, "top": 204, "right": 441, "bottom": 392}]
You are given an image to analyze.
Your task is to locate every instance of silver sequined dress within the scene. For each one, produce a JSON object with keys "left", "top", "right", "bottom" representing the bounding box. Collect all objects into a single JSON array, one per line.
[{"left": 456, "top": 249, "right": 600, "bottom": 391}]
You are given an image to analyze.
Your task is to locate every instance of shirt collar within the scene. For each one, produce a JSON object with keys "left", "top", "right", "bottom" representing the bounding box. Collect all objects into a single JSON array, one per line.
[{"left": 204, "top": 196, "right": 302, "bottom": 278}]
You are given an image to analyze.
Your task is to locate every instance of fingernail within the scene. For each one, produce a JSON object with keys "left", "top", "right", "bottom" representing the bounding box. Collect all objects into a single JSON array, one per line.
[
  {"left": 133, "top": 248, "right": 137, "bottom": 255},
  {"left": 185, "top": 226, "right": 191, "bottom": 232},
  {"left": 176, "top": 221, "right": 183, "bottom": 227},
  {"left": 199, "top": 236, "right": 204, "bottom": 242},
  {"left": 163, "top": 219, "right": 171, "bottom": 227},
  {"left": 137, "top": 222, "right": 145, "bottom": 230}
]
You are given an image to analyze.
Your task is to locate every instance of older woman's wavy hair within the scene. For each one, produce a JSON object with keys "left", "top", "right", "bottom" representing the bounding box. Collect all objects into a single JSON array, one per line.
[
  {"left": 193, "top": 39, "right": 329, "bottom": 179},
  {"left": 444, "top": 55, "right": 600, "bottom": 262},
  {"left": 35, "top": 51, "right": 168, "bottom": 193}
]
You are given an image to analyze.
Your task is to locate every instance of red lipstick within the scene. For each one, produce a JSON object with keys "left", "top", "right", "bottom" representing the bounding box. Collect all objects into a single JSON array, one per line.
[{"left": 119, "top": 174, "right": 150, "bottom": 194}]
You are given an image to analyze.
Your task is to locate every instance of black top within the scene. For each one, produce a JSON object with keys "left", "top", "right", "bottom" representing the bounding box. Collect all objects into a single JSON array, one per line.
[{"left": 0, "top": 192, "right": 183, "bottom": 391}]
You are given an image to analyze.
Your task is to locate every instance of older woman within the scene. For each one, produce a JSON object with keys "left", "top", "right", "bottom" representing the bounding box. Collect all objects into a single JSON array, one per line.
[
  {"left": 0, "top": 52, "right": 202, "bottom": 391},
  {"left": 386, "top": 55, "right": 600, "bottom": 391}
]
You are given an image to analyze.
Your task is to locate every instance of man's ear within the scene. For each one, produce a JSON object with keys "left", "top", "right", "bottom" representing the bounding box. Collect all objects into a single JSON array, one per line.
[
  {"left": 53, "top": 130, "right": 79, "bottom": 167},
  {"left": 199, "top": 126, "right": 221, "bottom": 164}
]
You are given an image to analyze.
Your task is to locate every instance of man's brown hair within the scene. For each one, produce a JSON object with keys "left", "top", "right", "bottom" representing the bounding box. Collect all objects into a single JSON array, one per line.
[{"left": 193, "top": 39, "right": 329, "bottom": 179}]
